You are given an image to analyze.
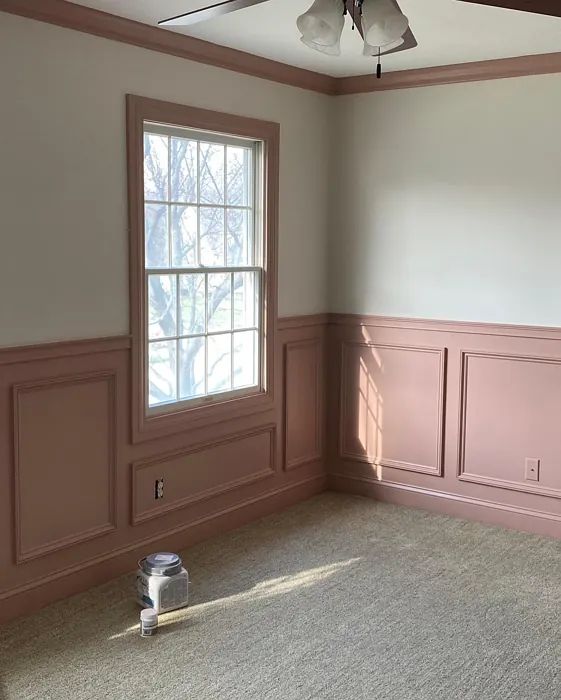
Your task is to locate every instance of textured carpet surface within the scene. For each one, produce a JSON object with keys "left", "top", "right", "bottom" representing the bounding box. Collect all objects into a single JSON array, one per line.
[{"left": 2, "top": 493, "right": 561, "bottom": 699}]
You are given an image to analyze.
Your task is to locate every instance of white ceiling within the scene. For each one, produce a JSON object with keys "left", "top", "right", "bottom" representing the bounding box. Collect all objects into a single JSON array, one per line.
[{"left": 70, "top": 0, "right": 561, "bottom": 77}]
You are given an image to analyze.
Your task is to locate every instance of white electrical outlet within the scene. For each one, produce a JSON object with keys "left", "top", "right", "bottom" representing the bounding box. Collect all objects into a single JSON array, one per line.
[{"left": 525, "top": 458, "right": 540, "bottom": 482}]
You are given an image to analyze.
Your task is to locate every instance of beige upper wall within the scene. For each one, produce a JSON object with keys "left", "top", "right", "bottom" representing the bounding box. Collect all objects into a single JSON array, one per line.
[
  {"left": 2, "top": 10, "right": 561, "bottom": 346},
  {"left": 0, "top": 12, "right": 332, "bottom": 346},
  {"left": 331, "top": 74, "right": 561, "bottom": 326}
]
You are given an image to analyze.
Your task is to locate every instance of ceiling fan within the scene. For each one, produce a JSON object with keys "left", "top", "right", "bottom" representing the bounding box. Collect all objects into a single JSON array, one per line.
[
  {"left": 159, "top": 0, "right": 417, "bottom": 76},
  {"left": 158, "top": 0, "right": 561, "bottom": 76}
]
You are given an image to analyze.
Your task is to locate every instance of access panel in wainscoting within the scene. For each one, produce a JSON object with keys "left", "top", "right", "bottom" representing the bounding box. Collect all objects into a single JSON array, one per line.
[
  {"left": 339, "top": 341, "right": 446, "bottom": 476},
  {"left": 459, "top": 351, "right": 561, "bottom": 498},
  {"left": 13, "top": 372, "right": 117, "bottom": 563},
  {"left": 132, "top": 425, "right": 277, "bottom": 524}
]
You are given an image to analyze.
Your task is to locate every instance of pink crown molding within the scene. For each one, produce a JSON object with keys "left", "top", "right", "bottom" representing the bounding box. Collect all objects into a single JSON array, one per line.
[{"left": 2, "top": 0, "right": 561, "bottom": 95}]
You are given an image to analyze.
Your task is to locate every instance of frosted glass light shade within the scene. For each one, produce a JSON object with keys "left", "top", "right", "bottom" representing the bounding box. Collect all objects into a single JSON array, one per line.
[
  {"left": 301, "top": 35, "right": 341, "bottom": 56},
  {"left": 363, "top": 36, "right": 404, "bottom": 57},
  {"left": 361, "top": 0, "right": 408, "bottom": 47},
  {"left": 297, "top": 0, "right": 345, "bottom": 47}
]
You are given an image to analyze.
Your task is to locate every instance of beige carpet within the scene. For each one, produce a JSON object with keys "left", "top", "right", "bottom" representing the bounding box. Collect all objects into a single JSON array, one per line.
[{"left": 2, "top": 492, "right": 561, "bottom": 699}]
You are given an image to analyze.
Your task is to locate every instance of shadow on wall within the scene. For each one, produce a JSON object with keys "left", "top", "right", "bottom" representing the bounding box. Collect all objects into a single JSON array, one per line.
[{"left": 343, "top": 327, "right": 386, "bottom": 480}]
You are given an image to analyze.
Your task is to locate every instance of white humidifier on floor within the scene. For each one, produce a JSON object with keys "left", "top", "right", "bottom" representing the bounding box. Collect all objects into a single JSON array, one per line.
[{"left": 136, "top": 552, "right": 189, "bottom": 614}]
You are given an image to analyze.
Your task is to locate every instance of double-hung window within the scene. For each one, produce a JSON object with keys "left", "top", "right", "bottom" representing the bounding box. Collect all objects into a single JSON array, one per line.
[
  {"left": 127, "top": 96, "right": 279, "bottom": 440},
  {"left": 144, "top": 125, "right": 262, "bottom": 408}
]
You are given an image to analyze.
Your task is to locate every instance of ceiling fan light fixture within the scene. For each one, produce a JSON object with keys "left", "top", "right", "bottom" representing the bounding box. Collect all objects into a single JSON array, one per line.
[
  {"left": 361, "top": 0, "right": 409, "bottom": 47},
  {"left": 363, "top": 36, "right": 404, "bottom": 57},
  {"left": 300, "top": 35, "right": 342, "bottom": 56},
  {"left": 296, "top": 0, "right": 345, "bottom": 47}
]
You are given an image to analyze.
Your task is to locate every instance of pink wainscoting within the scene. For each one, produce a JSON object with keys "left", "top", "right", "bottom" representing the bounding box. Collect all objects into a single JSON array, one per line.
[
  {"left": 284, "top": 338, "right": 323, "bottom": 470},
  {"left": 328, "top": 314, "right": 561, "bottom": 539},
  {"left": 132, "top": 425, "right": 277, "bottom": 525},
  {"left": 14, "top": 372, "right": 117, "bottom": 563},
  {"left": 0, "top": 316, "right": 327, "bottom": 624},
  {"left": 339, "top": 341, "right": 445, "bottom": 475},
  {"left": 6, "top": 310, "right": 561, "bottom": 623},
  {"left": 458, "top": 351, "right": 561, "bottom": 499}
]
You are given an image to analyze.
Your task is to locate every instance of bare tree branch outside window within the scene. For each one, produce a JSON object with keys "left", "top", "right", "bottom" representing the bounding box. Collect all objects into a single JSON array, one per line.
[{"left": 143, "top": 127, "right": 261, "bottom": 408}]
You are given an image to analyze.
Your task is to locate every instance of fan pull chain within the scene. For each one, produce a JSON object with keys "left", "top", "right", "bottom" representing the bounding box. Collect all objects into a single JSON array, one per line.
[{"left": 377, "top": 47, "right": 382, "bottom": 79}]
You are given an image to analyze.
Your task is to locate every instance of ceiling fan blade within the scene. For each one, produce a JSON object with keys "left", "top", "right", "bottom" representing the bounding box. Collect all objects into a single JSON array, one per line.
[
  {"left": 159, "top": 0, "right": 273, "bottom": 26},
  {"left": 457, "top": 0, "right": 561, "bottom": 18},
  {"left": 381, "top": 26, "right": 417, "bottom": 55}
]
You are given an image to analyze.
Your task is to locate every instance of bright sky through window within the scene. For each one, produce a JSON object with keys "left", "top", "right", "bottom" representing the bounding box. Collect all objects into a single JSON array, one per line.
[{"left": 143, "top": 123, "right": 263, "bottom": 409}]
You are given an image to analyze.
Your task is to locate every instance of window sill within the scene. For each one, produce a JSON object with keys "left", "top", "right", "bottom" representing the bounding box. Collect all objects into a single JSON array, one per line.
[{"left": 132, "top": 385, "right": 275, "bottom": 444}]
